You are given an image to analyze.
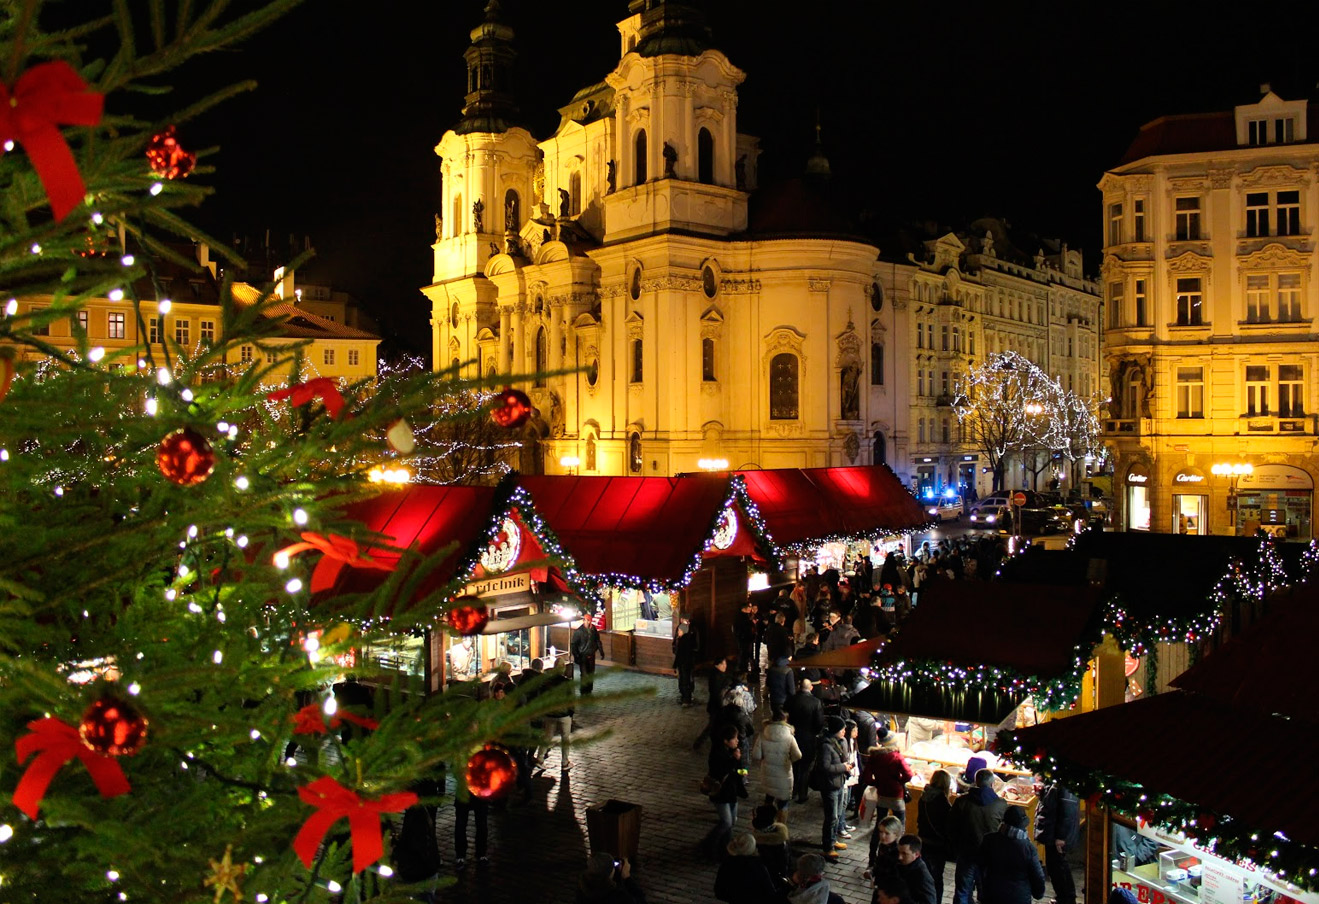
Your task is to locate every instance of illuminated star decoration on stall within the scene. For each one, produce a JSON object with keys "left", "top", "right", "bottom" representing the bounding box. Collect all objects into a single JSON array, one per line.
[{"left": 203, "top": 844, "right": 248, "bottom": 904}]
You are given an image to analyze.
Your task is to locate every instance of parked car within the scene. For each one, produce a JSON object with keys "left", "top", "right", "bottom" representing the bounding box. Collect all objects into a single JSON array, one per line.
[
  {"left": 968, "top": 503, "right": 1011, "bottom": 529},
  {"left": 1018, "top": 504, "right": 1075, "bottom": 535},
  {"left": 926, "top": 497, "right": 964, "bottom": 521}
]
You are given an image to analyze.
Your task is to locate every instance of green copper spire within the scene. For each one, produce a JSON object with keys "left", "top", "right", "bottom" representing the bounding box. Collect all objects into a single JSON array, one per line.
[
  {"left": 627, "top": 0, "right": 713, "bottom": 57},
  {"left": 455, "top": 0, "right": 521, "bottom": 135}
]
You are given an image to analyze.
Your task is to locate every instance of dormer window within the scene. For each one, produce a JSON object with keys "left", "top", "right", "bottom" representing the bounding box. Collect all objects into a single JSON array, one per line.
[
  {"left": 1236, "top": 93, "right": 1307, "bottom": 146},
  {"left": 1248, "top": 117, "right": 1295, "bottom": 146}
]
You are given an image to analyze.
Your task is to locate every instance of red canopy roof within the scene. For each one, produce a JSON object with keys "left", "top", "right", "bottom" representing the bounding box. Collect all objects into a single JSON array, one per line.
[
  {"left": 736, "top": 465, "right": 929, "bottom": 550},
  {"left": 1006, "top": 691, "right": 1319, "bottom": 849},
  {"left": 516, "top": 474, "right": 774, "bottom": 588}
]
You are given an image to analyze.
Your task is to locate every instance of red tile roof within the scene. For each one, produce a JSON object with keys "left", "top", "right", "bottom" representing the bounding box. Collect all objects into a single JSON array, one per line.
[
  {"left": 1117, "top": 104, "right": 1319, "bottom": 165},
  {"left": 230, "top": 284, "right": 379, "bottom": 340}
]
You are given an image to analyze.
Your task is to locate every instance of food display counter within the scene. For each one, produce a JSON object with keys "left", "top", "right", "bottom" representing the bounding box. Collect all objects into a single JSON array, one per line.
[{"left": 900, "top": 740, "right": 1037, "bottom": 839}]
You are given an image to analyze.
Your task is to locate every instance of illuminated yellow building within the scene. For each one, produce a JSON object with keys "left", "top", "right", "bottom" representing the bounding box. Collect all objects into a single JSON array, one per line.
[
  {"left": 13, "top": 243, "right": 379, "bottom": 385},
  {"left": 1100, "top": 88, "right": 1318, "bottom": 539},
  {"left": 426, "top": 1, "right": 904, "bottom": 477}
]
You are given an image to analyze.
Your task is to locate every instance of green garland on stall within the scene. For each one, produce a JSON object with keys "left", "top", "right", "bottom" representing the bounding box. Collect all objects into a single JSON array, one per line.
[
  {"left": 997, "top": 729, "right": 1319, "bottom": 893},
  {"left": 870, "top": 643, "right": 1092, "bottom": 714}
]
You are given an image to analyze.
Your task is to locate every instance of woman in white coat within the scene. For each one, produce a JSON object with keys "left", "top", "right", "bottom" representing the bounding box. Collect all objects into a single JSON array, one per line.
[{"left": 751, "top": 706, "right": 802, "bottom": 820}]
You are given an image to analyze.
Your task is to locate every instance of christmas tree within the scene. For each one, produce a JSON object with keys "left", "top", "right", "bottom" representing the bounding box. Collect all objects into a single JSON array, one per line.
[{"left": 0, "top": 3, "right": 547, "bottom": 900}]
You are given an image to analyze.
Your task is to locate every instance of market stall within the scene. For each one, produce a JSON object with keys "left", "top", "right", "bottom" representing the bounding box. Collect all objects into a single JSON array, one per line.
[
  {"left": 519, "top": 473, "right": 778, "bottom": 673},
  {"left": 846, "top": 580, "right": 1109, "bottom": 837},
  {"left": 736, "top": 464, "right": 931, "bottom": 578},
  {"left": 325, "top": 477, "right": 590, "bottom": 693},
  {"left": 998, "top": 582, "right": 1319, "bottom": 904}
]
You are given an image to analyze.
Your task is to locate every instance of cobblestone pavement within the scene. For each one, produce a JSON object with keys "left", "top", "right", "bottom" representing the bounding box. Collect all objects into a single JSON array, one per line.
[{"left": 432, "top": 669, "right": 1081, "bottom": 904}]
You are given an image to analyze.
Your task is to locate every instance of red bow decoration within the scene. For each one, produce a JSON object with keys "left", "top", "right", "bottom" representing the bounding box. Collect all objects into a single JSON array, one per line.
[
  {"left": 266, "top": 378, "right": 346, "bottom": 420},
  {"left": 12, "top": 717, "right": 130, "bottom": 818},
  {"left": 291, "top": 703, "right": 379, "bottom": 735},
  {"left": 0, "top": 62, "right": 105, "bottom": 221},
  {"left": 293, "top": 775, "right": 416, "bottom": 873},
  {"left": 274, "top": 532, "right": 393, "bottom": 594}
]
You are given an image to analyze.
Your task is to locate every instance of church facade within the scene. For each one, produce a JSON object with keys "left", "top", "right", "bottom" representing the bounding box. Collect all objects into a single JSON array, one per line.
[{"left": 424, "top": 1, "right": 905, "bottom": 480}]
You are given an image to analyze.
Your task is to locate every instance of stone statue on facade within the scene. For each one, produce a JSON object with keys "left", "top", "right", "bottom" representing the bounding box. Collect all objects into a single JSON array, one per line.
[
  {"left": 504, "top": 232, "right": 523, "bottom": 257},
  {"left": 434, "top": 213, "right": 443, "bottom": 242},
  {"left": 472, "top": 198, "right": 484, "bottom": 233},
  {"left": 840, "top": 361, "right": 861, "bottom": 421},
  {"left": 982, "top": 229, "right": 995, "bottom": 258},
  {"left": 558, "top": 188, "right": 570, "bottom": 218},
  {"left": 663, "top": 141, "right": 677, "bottom": 178},
  {"left": 606, "top": 159, "right": 616, "bottom": 194}
]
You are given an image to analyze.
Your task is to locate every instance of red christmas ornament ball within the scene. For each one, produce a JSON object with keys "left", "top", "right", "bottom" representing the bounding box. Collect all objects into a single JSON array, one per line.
[
  {"left": 145, "top": 125, "right": 197, "bottom": 180},
  {"left": 79, "top": 696, "right": 149, "bottom": 757},
  {"left": 465, "top": 744, "right": 517, "bottom": 799},
  {"left": 445, "top": 597, "right": 490, "bottom": 636},
  {"left": 157, "top": 427, "right": 216, "bottom": 486},
  {"left": 490, "top": 388, "right": 532, "bottom": 429}
]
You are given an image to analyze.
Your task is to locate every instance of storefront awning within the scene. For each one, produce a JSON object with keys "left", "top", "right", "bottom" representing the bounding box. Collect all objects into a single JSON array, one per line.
[
  {"left": 517, "top": 474, "right": 776, "bottom": 588},
  {"left": 847, "top": 581, "right": 1100, "bottom": 722},
  {"left": 736, "top": 465, "right": 930, "bottom": 551},
  {"left": 791, "top": 635, "right": 885, "bottom": 669},
  {"left": 479, "top": 611, "right": 576, "bottom": 635}
]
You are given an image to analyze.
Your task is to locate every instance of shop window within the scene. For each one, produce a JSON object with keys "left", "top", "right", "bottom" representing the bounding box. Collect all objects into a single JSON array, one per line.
[
  {"left": 698, "top": 127, "right": 714, "bottom": 184},
  {"left": 1175, "top": 366, "right": 1203, "bottom": 418},
  {"left": 634, "top": 130, "right": 647, "bottom": 184},
  {"left": 769, "top": 353, "right": 798, "bottom": 420},
  {"left": 628, "top": 432, "right": 642, "bottom": 473},
  {"left": 1129, "top": 485, "right": 1151, "bottom": 531}
]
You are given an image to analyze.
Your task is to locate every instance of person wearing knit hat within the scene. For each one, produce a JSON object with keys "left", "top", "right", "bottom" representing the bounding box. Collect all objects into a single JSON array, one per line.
[
  {"left": 715, "top": 831, "right": 777, "bottom": 904},
  {"left": 815, "top": 715, "right": 853, "bottom": 862},
  {"left": 976, "top": 805, "right": 1046, "bottom": 904},
  {"left": 786, "top": 853, "right": 846, "bottom": 904},
  {"left": 751, "top": 804, "right": 792, "bottom": 888}
]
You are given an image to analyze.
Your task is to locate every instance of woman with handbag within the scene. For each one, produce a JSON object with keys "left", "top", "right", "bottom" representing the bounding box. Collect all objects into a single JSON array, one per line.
[
  {"left": 860, "top": 735, "right": 914, "bottom": 863},
  {"left": 703, "top": 723, "right": 749, "bottom": 857}
]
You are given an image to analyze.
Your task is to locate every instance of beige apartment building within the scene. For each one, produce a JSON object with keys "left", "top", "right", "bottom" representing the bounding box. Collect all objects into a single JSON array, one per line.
[{"left": 1100, "top": 89, "right": 1319, "bottom": 539}]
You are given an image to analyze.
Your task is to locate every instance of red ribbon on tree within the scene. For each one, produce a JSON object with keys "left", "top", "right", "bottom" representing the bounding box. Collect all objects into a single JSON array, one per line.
[
  {"left": 290, "top": 703, "right": 379, "bottom": 735},
  {"left": 292, "top": 775, "right": 416, "bottom": 873},
  {"left": 12, "top": 717, "right": 130, "bottom": 818},
  {"left": 0, "top": 61, "right": 105, "bottom": 221},
  {"left": 274, "top": 532, "right": 393, "bottom": 594},
  {"left": 266, "top": 378, "right": 346, "bottom": 420}
]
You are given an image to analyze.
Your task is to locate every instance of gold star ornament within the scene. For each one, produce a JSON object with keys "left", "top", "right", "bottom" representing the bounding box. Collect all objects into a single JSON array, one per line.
[{"left": 203, "top": 844, "right": 248, "bottom": 903}]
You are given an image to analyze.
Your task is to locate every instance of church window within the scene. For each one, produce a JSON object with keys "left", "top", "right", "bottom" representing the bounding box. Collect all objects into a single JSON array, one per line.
[
  {"left": 634, "top": 130, "right": 648, "bottom": 184},
  {"left": 586, "top": 357, "right": 599, "bottom": 387},
  {"left": 698, "top": 128, "right": 714, "bottom": 184},
  {"left": 702, "top": 337, "right": 716, "bottom": 382},
  {"left": 629, "top": 433, "right": 643, "bottom": 473},
  {"left": 630, "top": 268, "right": 642, "bottom": 300},
  {"left": 769, "top": 353, "right": 799, "bottom": 420},
  {"left": 870, "top": 343, "right": 883, "bottom": 386},
  {"left": 870, "top": 282, "right": 883, "bottom": 312},
  {"left": 450, "top": 302, "right": 459, "bottom": 328},
  {"left": 504, "top": 189, "right": 520, "bottom": 231},
  {"left": 534, "top": 327, "right": 548, "bottom": 387},
  {"left": 630, "top": 337, "right": 643, "bottom": 383},
  {"left": 702, "top": 265, "right": 718, "bottom": 298},
  {"left": 451, "top": 356, "right": 460, "bottom": 372}
]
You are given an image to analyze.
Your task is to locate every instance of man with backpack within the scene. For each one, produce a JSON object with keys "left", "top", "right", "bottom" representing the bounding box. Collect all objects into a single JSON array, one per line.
[{"left": 810, "top": 715, "right": 854, "bottom": 863}]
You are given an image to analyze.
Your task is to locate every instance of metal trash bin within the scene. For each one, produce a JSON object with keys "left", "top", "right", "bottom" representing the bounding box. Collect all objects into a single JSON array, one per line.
[{"left": 586, "top": 799, "right": 642, "bottom": 861}]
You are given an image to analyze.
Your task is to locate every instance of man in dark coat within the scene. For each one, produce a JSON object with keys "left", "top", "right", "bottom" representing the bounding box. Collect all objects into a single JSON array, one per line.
[
  {"left": 977, "top": 806, "right": 1046, "bottom": 904},
  {"left": 570, "top": 616, "right": 605, "bottom": 696},
  {"left": 784, "top": 679, "right": 823, "bottom": 803},
  {"left": 672, "top": 617, "right": 700, "bottom": 706},
  {"left": 764, "top": 611, "right": 793, "bottom": 664},
  {"left": 715, "top": 831, "right": 778, "bottom": 904},
  {"left": 765, "top": 657, "right": 795, "bottom": 710},
  {"left": 732, "top": 601, "right": 756, "bottom": 673},
  {"left": 1034, "top": 782, "right": 1080, "bottom": 904},
  {"left": 693, "top": 655, "right": 732, "bottom": 750},
  {"left": 948, "top": 768, "right": 1007, "bottom": 904},
  {"left": 896, "top": 835, "right": 937, "bottom": 904},
  {"left": 815, "top": 715, "right": 853, "bottom": 863}
]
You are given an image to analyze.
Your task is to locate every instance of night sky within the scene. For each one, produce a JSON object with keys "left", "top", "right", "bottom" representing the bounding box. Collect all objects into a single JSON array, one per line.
[{"left": 176, "top": 0, "right": 1319, "bottom": 352}]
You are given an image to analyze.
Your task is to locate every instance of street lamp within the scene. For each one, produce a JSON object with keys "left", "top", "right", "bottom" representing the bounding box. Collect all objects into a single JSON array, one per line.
[
  {"left": 559, "top": 454, "right": 581, "bottom": 475},
  {"left": 698, "top": 457, "right": 730, "bottom": 472},
  {"left": 1211, "top": 462, "right": 1253, "bottom": 532}
]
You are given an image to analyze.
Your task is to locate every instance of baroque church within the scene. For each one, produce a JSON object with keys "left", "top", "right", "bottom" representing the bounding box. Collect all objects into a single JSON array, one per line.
[{"left": 425, "top": 0, "right": 899, "bottom": 477}]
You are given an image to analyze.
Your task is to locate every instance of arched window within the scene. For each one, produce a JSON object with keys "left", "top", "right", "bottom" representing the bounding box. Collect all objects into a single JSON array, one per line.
[
  {"left": 870, "top": 342, "right": 884, "bottom": 385},
  {"left": 634, "top": 130, "right": 647, "bottom": 184},
  {"left": 702, "top": 337, "right": 716, "bottom": 382},
  {"left": 629, "top": 433, "right": 643, "bottom": 473},
  {"left": 698, "top": 127, "right": 714, "bottom": 184},
  {"left": 534, "top": 327, "right": 548, "bottom": 386},
  {"left": 872, "top": 431, "right": 887, "bottom": 465},
  {"left": 504, "top": 188, "right": 520, "bottom": 232},
  {"left": 570, "top": 172, "right": 582, "bottom": 214},
  {"left": 452, "top": 192, "right": 462, "bottom": 237},
  {"left": 769, "top": 353, "right": 799, "bottom": 420},
  {"left": 586, "top": 434, "right": 597, "bottom": 471},
  {"left": 630, "top": 337, "right": 643, "bottom": 383}
]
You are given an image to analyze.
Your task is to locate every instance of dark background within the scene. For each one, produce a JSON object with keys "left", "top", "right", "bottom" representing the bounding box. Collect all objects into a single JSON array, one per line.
[{"left": 157, "top": 1, "right": 1319, "bottom": 351}]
